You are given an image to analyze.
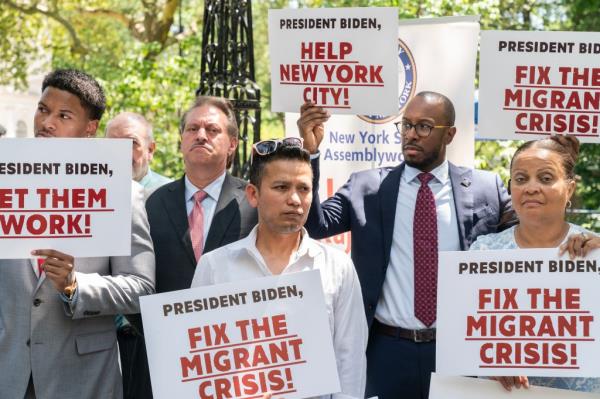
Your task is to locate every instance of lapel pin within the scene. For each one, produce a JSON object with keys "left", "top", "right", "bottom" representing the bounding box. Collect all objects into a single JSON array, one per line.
[{"left": 461, "top": 179, "right": 471, "bottom": 187}]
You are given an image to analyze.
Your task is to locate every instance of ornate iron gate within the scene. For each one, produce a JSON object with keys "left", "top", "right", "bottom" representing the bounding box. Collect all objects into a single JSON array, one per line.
[{"left": 197, "top": 0, "right": 261, "bottom": 177}]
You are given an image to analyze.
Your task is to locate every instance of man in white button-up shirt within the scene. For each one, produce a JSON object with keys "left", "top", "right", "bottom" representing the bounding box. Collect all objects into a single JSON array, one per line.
[{"left": 191, "top": 140, "right": 368, "bottom": 399}]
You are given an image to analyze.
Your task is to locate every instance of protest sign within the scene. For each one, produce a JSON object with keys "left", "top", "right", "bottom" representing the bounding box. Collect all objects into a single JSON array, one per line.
[
  {"left": 0, "top": 138, "right": 131, "bottom": 258},
  {"left": 479, "top": 30, "right": 600, "bottom": 142},
  {"left": 140, "top": 270, "right": 340, "bottom": 399},
  {"left": 269, "top": 7, "right": 398, "bottom": 115},
  {"left": 429, "top": 373, "right": 600, "bottom": 399},
  {"left": 437, "top": 249, "right": 600, "bottom": 377},
  {"left": 285, "top": 16, "right": 480, "bottom": 253}
]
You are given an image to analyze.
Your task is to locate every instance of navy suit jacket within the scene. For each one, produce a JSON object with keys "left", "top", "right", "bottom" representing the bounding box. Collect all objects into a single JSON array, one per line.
[{"left": 305, "top": 158, "right": 512, "bottom": 326}]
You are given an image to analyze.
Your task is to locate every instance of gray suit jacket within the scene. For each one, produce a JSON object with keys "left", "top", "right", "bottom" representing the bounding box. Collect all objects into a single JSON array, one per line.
[{"left": 0, "top": 183, "right": 155, "bottom": 399}]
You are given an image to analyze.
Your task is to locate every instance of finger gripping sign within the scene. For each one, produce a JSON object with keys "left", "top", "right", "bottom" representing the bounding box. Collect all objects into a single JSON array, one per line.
[
  {"left": 141, "top": 270, "right": 340, "bottom": 399},
  {"left": 437, "top": 249, "right": 600, "bottom": 377},
  {"left": 0, "top": 138, "right": 132, "bottom": 258},
  {"left": 269, "top": 7, "right": 398, "bottom": 115},
  {"left": 478, "top": 30, "right": 600, "bottom": 142}
]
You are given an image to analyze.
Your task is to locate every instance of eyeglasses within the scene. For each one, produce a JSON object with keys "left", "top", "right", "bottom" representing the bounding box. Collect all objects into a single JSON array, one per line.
[
  {"left": 251, "top": 137, "right": 304, "bottom": 163},
  {"left": 394, "top": 120, "right": 453, "bottom": 138}
]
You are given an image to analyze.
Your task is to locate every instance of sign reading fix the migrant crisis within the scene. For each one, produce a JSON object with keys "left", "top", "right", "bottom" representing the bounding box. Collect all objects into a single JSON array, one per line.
[
  {"left": 437, "top": 249, "right": 600, "bottom": 377},
  {"left": 269, "top": 7, "right": 398, "bottom": 115},
  {"left": 479, "top": 30, "right": 600, "bottom": 142},
  {"left": 0, "top": 138, "right": 132, "bottom": 258},
  {"left": 141, "top": 270, "right": 340, "bottom": 399}
]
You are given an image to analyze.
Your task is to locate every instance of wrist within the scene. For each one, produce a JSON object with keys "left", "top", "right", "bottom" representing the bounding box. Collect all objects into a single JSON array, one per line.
[{"left": 63, "top": 274, "right": 77, "bottom": 299}]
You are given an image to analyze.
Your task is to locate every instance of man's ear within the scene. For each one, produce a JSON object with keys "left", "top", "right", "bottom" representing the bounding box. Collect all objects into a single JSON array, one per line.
[
  {"left": 85, "top": 120, "right": 99, "bottom": 137},
  {"left": 148, "top": 141, "right": 156, "bottom": 159},
  {"left": 245, "top": 183, "right": 259, "bottom": 209},
  {"left": 445, "top": 126, "right": 457, "bottom": 145}
]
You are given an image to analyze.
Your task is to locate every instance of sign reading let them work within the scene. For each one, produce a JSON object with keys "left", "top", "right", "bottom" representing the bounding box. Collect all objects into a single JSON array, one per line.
[
  {"left": 0, "top": 138, "right": 132, "bottom": 258},
  {"left": 479, "top": 30, "right": 600, "bottom": 142},
  {"left": 141, "top": 270, "right": 340, "bottom": 399},
  {"left": 269, "top": 7, "right": 398, "bottom": 115},
  {"left": 437, "top": 249, "right": 600, "bottom": 377}
]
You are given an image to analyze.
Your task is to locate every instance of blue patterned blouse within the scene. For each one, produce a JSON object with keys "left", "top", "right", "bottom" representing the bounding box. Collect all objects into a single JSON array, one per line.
[{"left": 470, "top": 224, "right": 600, "bottom": 393}]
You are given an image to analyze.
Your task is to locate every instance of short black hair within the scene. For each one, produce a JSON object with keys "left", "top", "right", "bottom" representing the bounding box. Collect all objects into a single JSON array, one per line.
[
  {"left": 415, "top": 91, "right": 455, "bottom": 126},
  {"left": 42, "top": 69, "right": 106, "bottom": 120},
  {"left": 249, "top": 142, "right": 311, "bottom": 187}
]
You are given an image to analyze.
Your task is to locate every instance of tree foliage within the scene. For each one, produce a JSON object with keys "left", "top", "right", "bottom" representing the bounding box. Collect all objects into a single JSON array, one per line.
[{"left": 0, "top": 0, "right": 599, "bottom": 218}]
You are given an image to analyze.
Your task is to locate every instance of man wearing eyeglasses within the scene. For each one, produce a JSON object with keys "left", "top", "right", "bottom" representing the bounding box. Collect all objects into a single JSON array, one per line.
[
  {"left": 191, "top": 139, "right": 368, "bottom": 399},
  {"left": 298, "top": 91, "right": 512, "bottom": 399},
  {"left": 127, "top": 96, "right": 258, "bottom": 398}
]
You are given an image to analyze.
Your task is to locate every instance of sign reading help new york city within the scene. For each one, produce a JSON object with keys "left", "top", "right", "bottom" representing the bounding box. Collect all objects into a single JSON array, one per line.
[
  {"left": 140, "top": 270, "right": 340, "bottom": 399},
  {"left": 269, "top": 7, "right": 398, "bottom": 115},
  {"left": 0, "top": 138, "right": 132, "bottom": 258},
  {"left": 479, "top": 30, "right": 600, "bottom": 142},
  {"left": 437, "top": 249, "right": 600, "bottom": 377}
]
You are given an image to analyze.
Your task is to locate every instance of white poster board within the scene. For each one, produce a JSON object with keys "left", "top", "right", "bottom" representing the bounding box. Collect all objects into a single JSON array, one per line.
[
  {"left": 479, "top": 30, "right": 600, "bottom": 142},
  {"left": 437, "top": 249, "right": 600, "bottom": 377},
  {"left": 0, "top": 138, "right": 132, "bottom": 257},
  {"left": 141, "top": 270, "right": 340, "bottom": 399},
  {"left": 269, "top": 7, "right": 399, "bottom": 115},
  {"left": 429, "top": 373, "right": 600, "bottom": 399}
]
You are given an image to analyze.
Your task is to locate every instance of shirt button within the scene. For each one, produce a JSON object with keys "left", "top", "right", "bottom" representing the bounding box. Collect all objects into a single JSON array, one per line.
[
  {"left": 26, "top": 339, "right": 30, "bottom": 347},
  {"left": 33, "top": 298, "right": 42, "bottom": 307}
]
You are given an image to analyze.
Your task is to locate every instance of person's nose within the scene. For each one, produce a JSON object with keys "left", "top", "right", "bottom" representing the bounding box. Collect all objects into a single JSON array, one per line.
[
  {"left": 41, "top": 114, "right": 57, "bottom": 132},
  {"left": 288, "top": 190, "right": 301, "bottom": 206}
]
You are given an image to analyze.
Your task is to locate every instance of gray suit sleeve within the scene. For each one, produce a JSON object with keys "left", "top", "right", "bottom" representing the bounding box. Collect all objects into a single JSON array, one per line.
[{"left": 69, "top": 182, "right": 156, "bottom": 318}]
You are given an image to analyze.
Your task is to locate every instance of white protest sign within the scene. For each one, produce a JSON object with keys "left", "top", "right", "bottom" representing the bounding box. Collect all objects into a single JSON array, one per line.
[
  {"left": 437, "top": 249, "right": 600, "bottom": 377},
  {"left": 429, "top": 373, "right": 600, "bottom": 399},
  {"left": 479, "top": 30, "right": 600, "bottom": 142},
  {"left": 0, "top": 138, "right": 132, "bottom": 258},
  {"left": 269, "top": 7, "right": 398, "bottom": 115},
  {"left": 140, "top": 270, "right": 340, "bottom": 399}
]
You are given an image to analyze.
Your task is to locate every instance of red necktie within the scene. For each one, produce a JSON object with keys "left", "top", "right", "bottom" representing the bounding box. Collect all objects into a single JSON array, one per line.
[
  {"left": 413, "top": 173, "right": 438, "bottom": 327},
  {"left": 37, "top": 258, "right": 45, "bottom": 278},
  {"left": 188, "top": 190, "right": 207, "bottom": 262}
]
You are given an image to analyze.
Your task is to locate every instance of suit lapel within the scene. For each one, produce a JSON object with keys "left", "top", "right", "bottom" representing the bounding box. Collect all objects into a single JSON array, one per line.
[
  {"left": 204, "top": 174, "right": 243, "bottom": 252},
  {"left": 380, "top": 164, "right": 404, "bottom": 268},
  {"left": 449, "top": 163, "right": 473, "bottom": 250},
  {"left": 163, "top": 177, "right": 196, "bottom": 265}
]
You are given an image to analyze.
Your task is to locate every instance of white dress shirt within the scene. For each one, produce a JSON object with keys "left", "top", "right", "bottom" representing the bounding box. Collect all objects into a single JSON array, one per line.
[
  {"left": 376, "top": 160, "right": 461, "bottom": 329},
  {"left": 184, "top": 172, "right": 226, "bottom": 245},
  {"left": 191, "top": 226, "right": 368, "bottom": 399}
]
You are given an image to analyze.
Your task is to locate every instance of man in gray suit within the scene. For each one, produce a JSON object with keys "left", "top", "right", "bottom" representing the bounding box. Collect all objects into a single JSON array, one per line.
[
  {"left": 0, "top": 69, "right": 155, "bottom": 399},
  {"left": 127, "top": 95, "right": 257, "bottom": 398}
]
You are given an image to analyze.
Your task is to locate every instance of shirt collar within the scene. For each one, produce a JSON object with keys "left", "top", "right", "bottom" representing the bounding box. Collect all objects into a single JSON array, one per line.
[
  {"left": 229, "top": 225, "right": 323, "bottom": 266},
  {"left": 403, "top": 160, "right": 449, "bottom": 185},
  {"left": 138, "top": 168, "right": 153, "bottom": 187},
  {"left": 184, "top": 171, "right": 226, "bottom": 202}
]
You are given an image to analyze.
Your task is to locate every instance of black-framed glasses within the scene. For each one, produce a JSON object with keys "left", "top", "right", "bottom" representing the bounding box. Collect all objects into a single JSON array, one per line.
[
  {"left": 394, "top": 120, "right": 453, "bottom": 138},
  {"left": 251, "top": 137, "right": 304, "bottom": 163}
]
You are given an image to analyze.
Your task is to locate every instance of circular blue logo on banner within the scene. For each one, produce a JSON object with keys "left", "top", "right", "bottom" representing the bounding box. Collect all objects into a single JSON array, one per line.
[{"left": 359, "top": 39, "right": 417, "bottom": 124}]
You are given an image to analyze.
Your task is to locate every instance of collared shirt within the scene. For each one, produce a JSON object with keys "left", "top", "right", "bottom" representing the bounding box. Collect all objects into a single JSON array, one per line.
[
  {"left": 184, "top": 172, "right": 226, "bottom": 245},
  {"left": 139, "top": 168, "right": 172, "bottom": 191},
  {"left": 191, "top": 226, "right": 368, "bottom": 399},
  {"left": 376, "top": 160, "right": 461, "bottom": 329}
]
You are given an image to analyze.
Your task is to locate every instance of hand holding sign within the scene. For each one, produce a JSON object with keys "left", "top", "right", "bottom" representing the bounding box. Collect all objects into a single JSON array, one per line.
[
  {"left": 32, "top": 248, "right": 76, "bottom": 293},
  {"left": 297, "top": 102, "right": 330, "bottom": 154}
]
